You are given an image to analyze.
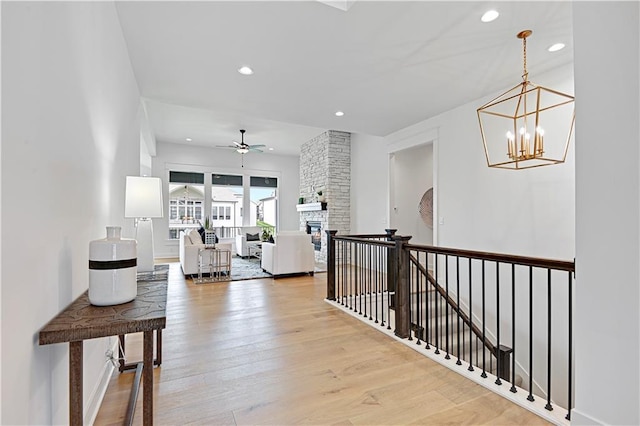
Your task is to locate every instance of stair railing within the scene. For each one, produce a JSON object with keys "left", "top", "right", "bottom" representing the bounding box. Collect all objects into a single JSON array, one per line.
[{"left": 326, "top": 230, "right": 575, "bottom": 421}]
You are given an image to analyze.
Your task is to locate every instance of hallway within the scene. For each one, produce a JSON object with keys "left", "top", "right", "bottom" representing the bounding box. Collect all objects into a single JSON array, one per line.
[{"left": 95, "top": 263, "right": 549, "bottom": 425}]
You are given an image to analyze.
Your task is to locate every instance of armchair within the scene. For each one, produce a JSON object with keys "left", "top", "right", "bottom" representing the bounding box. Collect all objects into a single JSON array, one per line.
[
  {"left": 261, "top": 231, "right": 315, "bottom": 278},
  {"left": 235, "top": 226, "right": 263, "bottom": 257}
]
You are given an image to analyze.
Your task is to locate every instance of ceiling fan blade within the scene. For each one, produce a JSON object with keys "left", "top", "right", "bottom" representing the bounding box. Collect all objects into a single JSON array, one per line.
[
  {"left": 249, "top": 147, "right": 263, "bottom": 153},
  {"left": 232, "top": 141, "right": 243, "bottom": 148},
  {"left": 216, "top": 145, "right": 237, "bottom": 149},
  {"left": 249, "top": 144, "right": 266, "bottom": 149}
]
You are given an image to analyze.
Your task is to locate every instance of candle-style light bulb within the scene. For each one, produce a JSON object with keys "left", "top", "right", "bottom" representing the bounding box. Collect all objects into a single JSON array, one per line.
[
  {"left": 506, "top": 131, "right": 515, "bottom": 158},
  {"left": 518, "top": 127, "right": 526, "bottom": 157},
  {"left": 536, "top": 126, "right": 545, "bottom": 154}
]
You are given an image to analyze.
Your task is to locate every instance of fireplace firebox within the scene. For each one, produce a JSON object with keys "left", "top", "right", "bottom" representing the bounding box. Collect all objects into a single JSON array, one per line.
[{"left": 306, "top": 221, "right": 322, "bottom": 251}]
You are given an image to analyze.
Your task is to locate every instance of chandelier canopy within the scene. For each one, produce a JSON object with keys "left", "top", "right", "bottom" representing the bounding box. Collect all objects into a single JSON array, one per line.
[{"left": 477, "top": 30, "right": 575, "bottom": 170}]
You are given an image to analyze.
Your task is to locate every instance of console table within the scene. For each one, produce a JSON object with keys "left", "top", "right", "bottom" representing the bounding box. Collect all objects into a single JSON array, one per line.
[{"left": 39, "top": 280, "right": 167, "bottom": 426}]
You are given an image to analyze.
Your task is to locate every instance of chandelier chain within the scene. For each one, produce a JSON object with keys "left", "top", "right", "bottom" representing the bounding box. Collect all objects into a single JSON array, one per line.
[{"left": 522, "top": 35, "right": 528, "bottom": 81}]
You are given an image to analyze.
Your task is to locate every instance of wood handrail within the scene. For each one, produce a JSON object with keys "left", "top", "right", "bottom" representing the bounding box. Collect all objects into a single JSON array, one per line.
[
  {"left": 331, "top": 234, "right": 574, "bottom": 272},
  {"left": 406, "top": 243, "right": 574, "bottom": 272}
]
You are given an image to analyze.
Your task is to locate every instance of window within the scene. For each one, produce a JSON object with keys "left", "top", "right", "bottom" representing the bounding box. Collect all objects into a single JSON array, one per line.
[
  {"left": 167, "top": 170, "right": 279, "bottom": 239},
  {"left": 250, "top": 176, "right": 278, "bottom": 234},
  {"left": 168, "top": 172, "right": 205, "bottom": 239},
  {"left": 211, "top": 174, "right": 242, "bottom": 229}
]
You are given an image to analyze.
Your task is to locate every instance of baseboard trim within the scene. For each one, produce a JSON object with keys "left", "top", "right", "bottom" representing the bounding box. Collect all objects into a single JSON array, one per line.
[
  {"left": 569, "top": 409, "right": 605, "bottom": 425},
  {"left": 84, "top": 340, "right": 117, "bottom": 425}
]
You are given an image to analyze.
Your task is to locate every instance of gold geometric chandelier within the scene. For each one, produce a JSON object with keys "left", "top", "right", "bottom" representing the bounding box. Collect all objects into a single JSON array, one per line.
[{"left": 477, "top": 30, "right": 575, "bottom": 170}]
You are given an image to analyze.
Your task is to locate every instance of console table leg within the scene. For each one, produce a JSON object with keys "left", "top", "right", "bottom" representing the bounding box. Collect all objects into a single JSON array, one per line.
[
  {"left": 69, "top": 340, "right": 83, "bottom": 426},
  {"left": 143, "top": 330, "right": 153, "bottom": 426},
  {"left": 155, "top": 329, "right": 162, "bottom": 366}
]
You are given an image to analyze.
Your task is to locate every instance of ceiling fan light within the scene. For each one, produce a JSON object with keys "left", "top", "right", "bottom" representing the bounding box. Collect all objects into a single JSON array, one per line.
[{"left": 237, "top": 147, "right": 249, "bottom": 154}]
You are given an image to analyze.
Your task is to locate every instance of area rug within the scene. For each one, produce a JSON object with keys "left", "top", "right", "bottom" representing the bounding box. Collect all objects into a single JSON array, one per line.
[
  {"left": 137, "top": 263, "right": 169, "bottom": 281},
  {"left": 230, "top": 256, "right": 272, "bottom": 281}
]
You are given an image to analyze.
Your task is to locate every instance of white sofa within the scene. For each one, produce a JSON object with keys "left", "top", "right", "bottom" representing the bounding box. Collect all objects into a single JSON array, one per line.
[
  {"left": 235, "top": 226, "right": 263, "bottom": 257},
  {"left": 179, "top": 230, "right": 232, "bottom": 276},
  {"left": 261, "top": 231, "right": 315, "bottom": 278}
]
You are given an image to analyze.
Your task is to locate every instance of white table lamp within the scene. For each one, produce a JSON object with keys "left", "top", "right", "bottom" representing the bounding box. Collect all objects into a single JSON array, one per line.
[{"left": 125, "top": 176, "right": 164, "bottom": 272}]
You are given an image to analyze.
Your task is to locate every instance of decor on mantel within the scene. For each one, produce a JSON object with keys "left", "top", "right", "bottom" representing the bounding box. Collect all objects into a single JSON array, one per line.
[
  {"left": 317, "top": 190, "right": 326, "bottom": 203},
  {"left": 88, "top": 226, "right": 137, "bottom": 306},
  {"left": 477, "top": 30, "right": 575, "bottom": 170},
  {"left": 296, "top": 202, "right": 327, "bottom": 212}
]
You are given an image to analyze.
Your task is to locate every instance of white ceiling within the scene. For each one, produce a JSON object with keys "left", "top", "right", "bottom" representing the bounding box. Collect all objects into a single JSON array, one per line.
[{"left": 115, "top": 1, "right": 574, "bottom": 156}]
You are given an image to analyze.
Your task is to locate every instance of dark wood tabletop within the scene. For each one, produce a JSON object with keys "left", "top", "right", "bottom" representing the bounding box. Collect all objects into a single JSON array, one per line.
[{"left": 39, "top": 280, "right": 167, "bottom": 345}]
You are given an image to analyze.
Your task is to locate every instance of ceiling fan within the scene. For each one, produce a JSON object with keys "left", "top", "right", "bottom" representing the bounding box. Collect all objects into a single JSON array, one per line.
[{"left": 219, "top": 129, "right": 265, "bottom": 154}]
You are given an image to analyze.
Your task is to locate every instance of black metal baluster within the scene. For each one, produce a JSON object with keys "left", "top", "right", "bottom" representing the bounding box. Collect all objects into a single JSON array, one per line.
[
  {"left": 387, "top": 244, "right": 392, "bottom": 330},
  {"left": 416, "top": 251, "right": 422, "bottom": 345},
  {"left": 527, "top": 266, "right": 534, "bottom": 402},
  {"left": 545, "top": 268, "right": 553, "bottom": 411},
  {"left": 425, "top": 252, "right": 430, "bottom": 350},
  {"left": 510, "top": 263, "right": 517, "bottom": 393},
  {"left": 445, "top": 255, "right": 450, "bottom": 359},
  {"left": 481, "top": 260, "right": 487, "bottom": 378},
  {"left": 434, "top": 253, "right": 440, "bottom": 355},
  {"left": 359, "top": 243, "right": 363, "bottom": 315},
  {"left": 456, "top": 256, "right": 462, "bottom": 365},
  {"left": 566, "top": 270, "right": 573, "bottom": 421},
  {"left": 468, "top": 258, "right": 474, "bottom": 371},
  {"left": 351, "top": 241, "right": 356, "bottom": 310},
  {"left": 343, "top": 240, "right": 347, "bottom": 306},
  {"left": 375, "top": 245, "right": 380, "bottom": 324},
  {"left": 495, "top": 261, "right": 502, "bottom": 386},
  {"left": 368, "top": 245, "right": 373, "bottom": 320}
]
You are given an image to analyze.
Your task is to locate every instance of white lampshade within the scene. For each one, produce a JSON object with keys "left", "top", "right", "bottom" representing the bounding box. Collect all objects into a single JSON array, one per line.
[{"left": 125, "top": 176, "right": 164, "bottom": 218}]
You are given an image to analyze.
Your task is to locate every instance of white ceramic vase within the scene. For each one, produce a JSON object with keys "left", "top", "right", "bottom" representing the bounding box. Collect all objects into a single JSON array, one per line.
[{"left": 89, "top": 226, "right": 137, "bottom": 306}]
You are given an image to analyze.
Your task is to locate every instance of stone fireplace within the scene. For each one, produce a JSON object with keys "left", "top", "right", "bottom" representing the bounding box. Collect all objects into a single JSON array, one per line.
[{"left": 299, "top": 130, "right": 351, "bottom": 263}]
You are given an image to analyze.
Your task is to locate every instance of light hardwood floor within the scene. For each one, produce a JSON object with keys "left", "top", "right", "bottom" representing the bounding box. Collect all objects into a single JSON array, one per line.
[{"left": 94, "top": 263, "right": 550, "bottom": 425}]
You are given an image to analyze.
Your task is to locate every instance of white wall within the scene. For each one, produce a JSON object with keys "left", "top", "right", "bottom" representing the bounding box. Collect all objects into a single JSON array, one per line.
[
  {"left": 573, "top": 2, "right": 640, "bottom": 424},
  {"left": 152, "top": 142, "right": 300, "bottom": 257},
  {"left": 350, "top": 133, "right": 388, "bottom": 234},
  {"left": 390, "top": 144, "right": 433, "bottom": 245},
  {"left": 1, "top": 2, "right": 141, "bottom": 424},
  {"left": 416, "top": 65, "right": 575, "bottom": 260}
]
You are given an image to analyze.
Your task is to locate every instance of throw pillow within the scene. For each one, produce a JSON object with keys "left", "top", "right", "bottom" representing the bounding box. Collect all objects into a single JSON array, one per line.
[
  {"left": 246, "top": 232, "right": 260, "bottom": 241},
  {"left": 188, "top": 229, "right": 202, "bottom": 244},
  {"left": 197, "top": 226, "right": 206, "bottom": 243}
]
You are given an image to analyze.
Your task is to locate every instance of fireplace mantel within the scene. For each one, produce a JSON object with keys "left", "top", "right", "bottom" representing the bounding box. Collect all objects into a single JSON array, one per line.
[{"left": 296, "top": 202, "right": 327, "bottom": 212}]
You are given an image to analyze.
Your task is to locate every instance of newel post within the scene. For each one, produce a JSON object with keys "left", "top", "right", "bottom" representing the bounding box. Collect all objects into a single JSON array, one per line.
[
  {"left": 385, "top": 229, "right": 397, "bottom": 308},
  {"left": 393, "top": 235, "right": 412, "bottom": 339},
  {"left": 326, "top": 230, "right": 338, "bottom": 301}
]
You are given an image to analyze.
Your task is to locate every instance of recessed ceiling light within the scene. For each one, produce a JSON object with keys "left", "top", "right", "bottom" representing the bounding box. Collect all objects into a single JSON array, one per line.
[
  {"left": 481, "top": 10, "right": 499, "bottom": 23},
  {"left": 268, "top": 147, "right": 274, "bottom": 151},
  {"left": 185, "top": 138, "right": 192, "bottom": 142},
  {"left": 335, "top": 111, "right": 345, "bottom": 117},
  {"left": 548, "top": 43, "right": 565, "bottom": 52},
  {"left": 238, "top": 66, "right": 254, "bottom": 75}
]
